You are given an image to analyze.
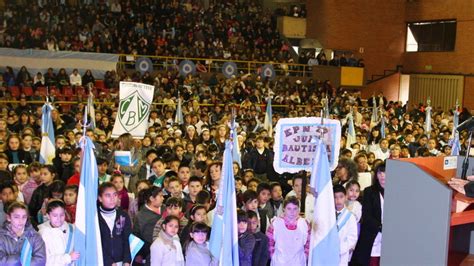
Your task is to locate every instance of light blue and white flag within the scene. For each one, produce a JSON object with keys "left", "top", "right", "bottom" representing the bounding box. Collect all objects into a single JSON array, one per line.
[
  {"left": 129, "top": 234, "right": 145, "bottom": 263},
  {"left": 175, "top": 93, "right": 184, "bottom": 125},
  {"left": 308, "top": 138, "right": 340, "bottom": 265},
  {"left": 380, "top": 115, "right": 386, "bottom": 139},
  {"left": 425, "top": 98, "right": 432, "bottom": 137},
  {"left": 87, "top": 91, "right": 96, "bottom": 130},
  {"left": 39, "top": 102, "right": 55, "bottom": 164},
  {"left": 209, "top": 140, "right": 240, "bottom": 266},
  {"left": 20, "top": 238, "right": 32, "bottom": 266},
  {"left": 231, "top": 118, "right": 241, "bottom": 168},
  {"left": 450, "top": 132, "right": 461, "bottom": 156},
  {"left": 346, "top": 113, "right": 356, "bottom": 149},
  {"left": 74, "top": 134, "right": 103, "bottom": 266},
  {"left": 370, "top": 97, "right": 378, "bottom": 129},
  {"left": 264, "top": 97, "right": 273, "bottom": 136},
  {"left": 452, "top": 103, "right": 459, "bottom": 138}
]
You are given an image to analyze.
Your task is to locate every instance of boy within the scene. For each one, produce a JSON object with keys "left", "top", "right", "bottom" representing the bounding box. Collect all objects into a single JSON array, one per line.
[
  {"left": 149, "top": 157, "right": 167, "bottom": 188},
  {"left": 269, "top": 182, "right": 284, "bottom": 218},
  {"left": 245, "top": 136, "right": 274, "bottom": 181},
  {"left": 242, "top": 190, "right": 269, "bottom": 233},
  {"left": 64, "top": 184, "right": 78, "bottom": 223},
  {"left": 177, "top": 163, "right": 191, "bottom": 193},
  {"left": 0, "top": 182, "right": 16, "bottom": 225},
  {"left": 183, "top": 176, "right": 203, "bottom": 214},
  {"left": 334, "top": 184, "right": 358, "bottom": 265},
  {"left": 191, "top": 161, "right": 207, "bottom": 179},
  {"left": 152, "top": 197, "right": 188, "bottom": 240},
  {"left": 54, "top": 146, "right": 74, "bottom": 183},
  {"left": 97, "top": 157, "right": 111, "bottom": 184},
  {"left": 257, "top": 182, "right": 273, "bottom": 219},
  {"left": 167, "top": 176, "right": 187, "bottom": 200},
  {"left": 237, "top": 210, "right": 256, "bottom": 266},
  {"left": 247, "top": 210, "right": 270, "bottom": 266}
]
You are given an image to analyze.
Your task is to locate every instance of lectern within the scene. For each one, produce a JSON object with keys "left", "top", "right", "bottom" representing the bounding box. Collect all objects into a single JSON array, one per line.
[{"left": 381, "top": 156, "right": 474, "bottom": 266}]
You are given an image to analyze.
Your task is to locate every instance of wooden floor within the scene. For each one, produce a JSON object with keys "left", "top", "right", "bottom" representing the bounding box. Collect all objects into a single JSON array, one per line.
[{"left": 448, "top": 252, "right": 474, "bottom": 266}]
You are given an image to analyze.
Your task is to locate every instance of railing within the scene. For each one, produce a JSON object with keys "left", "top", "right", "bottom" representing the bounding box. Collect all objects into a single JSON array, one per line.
[{"left": 118, "top": 54, "right": 313, "bottom": 77}]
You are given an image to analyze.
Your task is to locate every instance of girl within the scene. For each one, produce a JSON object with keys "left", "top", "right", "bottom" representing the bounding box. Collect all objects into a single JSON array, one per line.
[
  {"left": 185, "top": 222, "right": 217, "bottom": 266},
  {"left": 22, "top": 162, "right": 42, "bottom": 205},
  {"left": 150, "top": 215, "right": 184, "bottom": 266},
  {"left": 0, "top": 201, "right": 46, "bottom": 264},
  {"left": 63, "top": 185, "right": 78, "bottom": 224},
  {"left": 38, "top": 200, "right": 80, "bottom": 265},
  {"left": 266, "top": 196, "right": 310, "bottom": 266},
  {"left": 4, "top": 134, "right": 32, "bottom": 164},
  {"left": 333, "top": 158, "right": 358, "bottom": 186},
  {"left": 29, "top": 165, "right": 57, "bottom": 226},
  {"left": 203, "top": 162, "right": 222, "bottom": 206},
  {"left": 133, "top": 186, "right": 164, "bottom": 264},
  {"left": 128, "top": 179, "right": 151, "bottom": 221},
  {"left": 98, "top": 182, "right": 132, "bottom": 265},
  {"left": 110, "top": 133, "right": 141, "bottom": 192},
  {"left": 180, "top": 205, "right": 208, "bottom": 248},
  {"left": 351, "top": 163, "right": 386, "bottom": 266},
  {"left": 111, "top": 173, "right": 130, "bottom": 211},
  {"left": 12, "top": 165, "right": 28, "bottom": 200},
  {"left": 38, "top": 180, "right": 65, "bottom": 224},
  {"left": 345, "top": 180, "right": 362, "bottom": 222}
]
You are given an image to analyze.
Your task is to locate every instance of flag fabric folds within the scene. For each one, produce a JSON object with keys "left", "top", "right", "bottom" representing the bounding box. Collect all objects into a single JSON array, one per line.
[
  {"left": 209, "top": 140, "right": 240, "bottom": 266},
  {"left": 175, "top": 96, "right": 184, "bottom": 125},
  {"left": 39, "top": 102, "right": 56, "bottom": 164},
  {"left": 450, "top": 133, "right": 461, "bottom": 156},
  {"left": 87, "top": 92, "right": 96, "bottom": 130},
  {"left": 264, "top": 97, "right": 273, "bottom": 136},
  {"left": 20, "top": 238, "right": 32, "bottom": 266},
  {"left": 309, "top": 138, "right": 340, "bottom": 265},
  {"left": 74, "top": 136, "right": 104, "bottom": 266},
  {"left": 346, "top": 113, "right": 356, "bottom": 149},
  {"left": 370, "top": 98, "right": 378, "bottom": 129},
  {"left": 425, "top": 106, "right": 432, "bottom": 137},
  {"left": 380, "top": 115, "right": 386, "bottom": 139},
  {"left": 129, "top": 234, "right": 145, "bottom": 263}
]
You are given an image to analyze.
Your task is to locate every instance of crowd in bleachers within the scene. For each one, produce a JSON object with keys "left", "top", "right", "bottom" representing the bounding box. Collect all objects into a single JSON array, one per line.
[{"left": 0, "top": 0, "right": 291, "bottom": 62}]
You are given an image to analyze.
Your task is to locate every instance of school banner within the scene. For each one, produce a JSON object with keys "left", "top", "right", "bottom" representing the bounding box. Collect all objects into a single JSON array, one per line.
[
  {"left": 111, "top": 82, "right": 155, "bottom": 139},
  {"left": 273, "top": 117, "right": 341, "bottom": 173}
]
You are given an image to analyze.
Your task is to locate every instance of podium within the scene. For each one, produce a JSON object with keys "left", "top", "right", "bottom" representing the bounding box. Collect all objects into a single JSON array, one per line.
[{"left": 381, "top": 156, "right": 474, "bottom": 266}]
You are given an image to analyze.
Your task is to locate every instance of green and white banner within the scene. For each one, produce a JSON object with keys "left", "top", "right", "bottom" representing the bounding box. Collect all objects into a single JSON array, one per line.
[{"left": 112, "top": 82, "right": 155, "bottom": 139}]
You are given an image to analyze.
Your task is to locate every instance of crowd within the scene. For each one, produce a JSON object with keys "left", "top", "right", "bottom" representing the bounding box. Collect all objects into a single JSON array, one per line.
[
  {"left": 0, "top": 0, "right": 292, "bottom": 62},
  {"left": 0, "top": 62, "right": 470, "bottom": 265}
]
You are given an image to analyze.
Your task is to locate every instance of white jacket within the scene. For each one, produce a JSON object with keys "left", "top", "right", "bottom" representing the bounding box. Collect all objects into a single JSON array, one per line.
[
  {"left": 38, "top": 222, "right": 74, "bottom": 266},
  {"left": 337, "top": 209, "right": 358, "bottom": 266}
]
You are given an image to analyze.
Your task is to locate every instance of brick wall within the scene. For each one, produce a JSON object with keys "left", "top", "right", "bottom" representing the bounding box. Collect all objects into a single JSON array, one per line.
[{"left": 306, "top": 0, "right": 406, "bottom": 81}]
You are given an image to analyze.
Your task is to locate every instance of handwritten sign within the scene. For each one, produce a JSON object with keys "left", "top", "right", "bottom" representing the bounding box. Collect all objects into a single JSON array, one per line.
[{"left": 273, "top": 117, "right": 341, "bottom": 173}]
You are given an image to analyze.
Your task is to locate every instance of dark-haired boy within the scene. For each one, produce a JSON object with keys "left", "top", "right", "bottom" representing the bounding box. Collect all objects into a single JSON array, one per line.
[
  {"left": 247, "top": 210, "right": 269, "bottom": 266},
  {"left": 334, "top": 184, "right": 358, "bottom": 265}
]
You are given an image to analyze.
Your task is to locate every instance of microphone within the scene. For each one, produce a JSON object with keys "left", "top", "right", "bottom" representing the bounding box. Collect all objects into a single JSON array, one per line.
[{"left": 457, "top": 116, "right": 474, "bottom": 132}]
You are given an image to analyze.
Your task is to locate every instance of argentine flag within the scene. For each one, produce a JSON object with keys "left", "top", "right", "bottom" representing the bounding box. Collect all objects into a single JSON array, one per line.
[
  {"left": 264, "top": 97, "right": 273, "bottom": 136},
  {"left": 74, "top": 136, "right": 104, "bottom": 266},
  {"left": 39, "top": 102, "right": 55, "bottom": 164},
  {"left": 209, "top": 140, "right": 240, "bottom": 266},
  {"left": 450, "top": 132, "right": 461, "bottom": 156},
  {"left": 87, "top": 92, "right": 96, "bottom": 130},
  {"left": 425, "top": 106, "right": 432, "bottom": 137},
  {"left": 370, "top": 98, "right": 378, "bottom": 129},
  {"left": 308, "top": 138, "right": 340, "bottom": 265},
  {"left": 346, "top": 113, "right": 356, "bottom": 149},
  {"left": 175, "top": 95, "right": 184, "bottom": 125},
  {"left": 20, "top": 238, "right": 32, "bottom": 266},
  {"left": 231, "top": 119, "right": 242, "bottom": 167},
  {"left": 380, "top": 115, "right": 386, "bottom": 139}
]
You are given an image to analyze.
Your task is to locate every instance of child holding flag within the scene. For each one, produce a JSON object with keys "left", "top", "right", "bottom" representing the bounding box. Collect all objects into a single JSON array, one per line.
[
  {"left": 39, "top": 199, "right": 80, "bottom": 265},
  {"left": 0, "top": 201, "right": 46, "bottom": 264},
  {"left": 333, "top": 185, "right": 358, "bottom": 265}
]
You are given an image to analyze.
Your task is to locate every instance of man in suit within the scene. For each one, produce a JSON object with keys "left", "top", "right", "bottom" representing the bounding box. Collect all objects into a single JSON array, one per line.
[{"left": 449, "top": 177, "right": 474, "bottom": 197}]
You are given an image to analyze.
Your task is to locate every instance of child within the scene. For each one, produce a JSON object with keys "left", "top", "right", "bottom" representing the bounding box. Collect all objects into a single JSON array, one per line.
[
  {"left": 111, "top": 173, "right": 130, "bottom": 211},
  {"left": 150, "top": 157, "right": 167, "bottom": 188},
  {"left": 0, "top": 182, "right": 16, "bottom": 225},
  {"left": 128, "top": 179, "right": 151, "bottom": 221},
  {"left": 237, "top": 209, "right": 256, "bottom": 266},
  {"left": 269, "top": 182, "right": 284, "bottom": 218},
  {"left": 133, "top": 186, "right": 164, "bottom": 265},
  {"left": 98, "top": 182, "right": 132, "bottom": 265},
  {"left": 97, "top": 157, "right": 111, "bottom": 185},
  {"left": 247, "top": 210, "right": 270, "bottom": 266},
  {"left": 29, "top": 165, "right": 58, "bottom": 226},
  {"left": 38, "top": 180, "right": 66, "bottom": 224},
  {"left": 22, "top": 162, "right": 42, "bottom": 204},
  {"left": 178, "top": 164, "right": 191, "bottom": 193},
  {"left": 246, "top": 178, "right": 260, "bottom": 192},
  {"left": 334, "top": 185, "right": 358, "bottom": 266},
  {"left": 63, "top": 185, "right": 78, "bottom": 224},
  {"left": 0, "top": 201, "right": 46, "bottom": 264},
  {"left": 267, "top": 196, "right": 310, "bottom": 266},
  {"left": 242, "top": 190, "right": 269, "bottom": 233},
  {"left": 183, "top": 176, "right": 203, "bottom": 214},
  {"left": 257, "top": 182, "right": 273, "bottom": 219},
  {"left": 345, "top": 180, "right": 362, "bottom": 222},
  {"left": 180, "top": 204, "right": 208, "bottom": 248},
  {"left": 150, "top": 215, "right": 184, "bottom": 266},
  {"left": 12, "top": 165, "right": 28, "bottom": 200},
  {"left": 66, "top": 157, "right": 81, "bottom": 186},
  {"left": 185, "top": 222, "right": 217, "bottom": 266},
  {"left": 152, "top": 197, "right": 189, "bottom": 240},
  {"left": 38, "top": 200, "right": 80, "bottom": 265}
]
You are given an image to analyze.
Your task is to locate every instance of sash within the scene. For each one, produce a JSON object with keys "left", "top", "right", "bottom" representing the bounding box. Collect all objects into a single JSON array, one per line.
[
  {"left": 65, "top": 224, "right": 74, "bottom": 254},
  {"left": 337, "top": 208, "right": 352, "bottom": 232},
  {"left": 20, "top": 238, "right": 32, "bottom": 266}
]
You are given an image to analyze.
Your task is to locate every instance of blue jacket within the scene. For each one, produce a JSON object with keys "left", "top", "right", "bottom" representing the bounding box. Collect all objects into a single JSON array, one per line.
[{"left": 0, "top": 222, "right": 46, "bottom": 265}]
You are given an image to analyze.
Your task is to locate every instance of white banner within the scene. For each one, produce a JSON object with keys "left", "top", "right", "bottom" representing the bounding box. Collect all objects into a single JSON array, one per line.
[
  {"left": 273, "top": 117, "right": 341, "bottom": 173},
  {"left": 111, "top": 82, "right": 155, "bottom": 139}
]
